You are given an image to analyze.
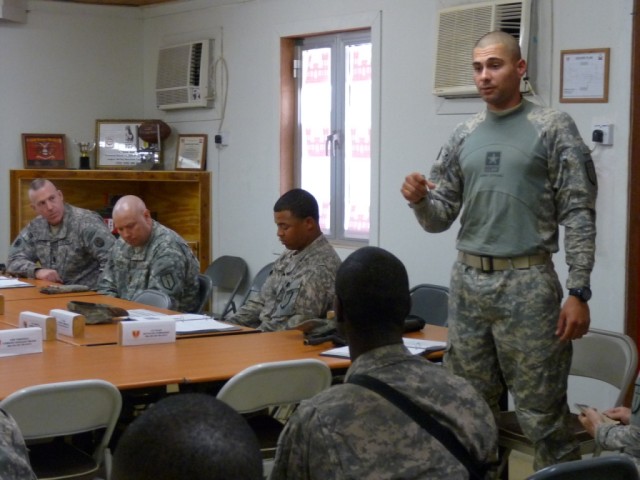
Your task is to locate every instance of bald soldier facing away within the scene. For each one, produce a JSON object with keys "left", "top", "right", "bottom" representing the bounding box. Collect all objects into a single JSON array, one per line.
[{"left": 97, "top": 195, "right": 200, "bottom": 312}]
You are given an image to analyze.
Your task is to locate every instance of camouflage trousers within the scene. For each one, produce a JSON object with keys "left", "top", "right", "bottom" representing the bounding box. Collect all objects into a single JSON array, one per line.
[{"left": 444, "top": 260, "right": 580, "bottom": 471}]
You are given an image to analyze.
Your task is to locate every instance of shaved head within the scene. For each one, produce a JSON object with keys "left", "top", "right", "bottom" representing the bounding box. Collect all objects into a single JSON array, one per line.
[
  {"left": 112, "top": 195, "right": 153, "bottom": 247},
  {"left": 113, "top": 195, "right": 147, "bottom": 216},
  {"left": 475, "top": 30, "right": 521, "bottom": 61}
]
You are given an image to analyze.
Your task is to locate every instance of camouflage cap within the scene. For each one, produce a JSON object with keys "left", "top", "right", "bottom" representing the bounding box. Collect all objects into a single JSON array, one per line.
[
  {"left": 67, "top": 301, "right": 128, "bottom": 325},
  {"left": 40, "top": 284, "right": 91, "bottom": 295}
]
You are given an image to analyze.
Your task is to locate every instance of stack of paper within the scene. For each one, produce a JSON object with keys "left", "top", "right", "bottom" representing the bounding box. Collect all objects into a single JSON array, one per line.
[
  {"left": 321, "top": 337, "right": 446, "bottom": 359},
  {"left": 0, "top": 276, "right": 33, "bottom": 289},
  {"left": 126, "top": 309, "right": 241, "bottom": 334}
]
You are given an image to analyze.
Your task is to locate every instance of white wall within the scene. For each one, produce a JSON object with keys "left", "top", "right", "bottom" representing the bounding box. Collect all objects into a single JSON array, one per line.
[
  {"left": 0, "top": 0, "right": 144, "bottom": 259},
  {"left": 0, "top": 0, "right": 632, "bottom": 336},
  {"left": 140, "top": 0, "right": 633, "bottom": 333}
]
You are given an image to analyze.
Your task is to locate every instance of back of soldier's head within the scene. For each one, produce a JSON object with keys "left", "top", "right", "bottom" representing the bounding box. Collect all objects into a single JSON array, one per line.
[
  {"left": 335, "top": 246, "right": 410, "bottom": 333},
  {"left": 111, "top": 393, "right": 263, "bottom": 480}
]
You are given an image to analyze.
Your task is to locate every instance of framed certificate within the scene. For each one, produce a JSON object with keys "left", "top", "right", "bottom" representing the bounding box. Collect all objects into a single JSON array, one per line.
[
  {"left": 95, "top": 119, "right": 163, "bottom": 169},
  {"left": 560, "top": 48, "right": 610, "bottom": 103},
  {"left": 175, "top": 134, "right": 207, "bottom": 170}
]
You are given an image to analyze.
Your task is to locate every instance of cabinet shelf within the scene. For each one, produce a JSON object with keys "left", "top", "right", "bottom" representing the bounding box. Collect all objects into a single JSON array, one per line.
[{"left": 9, "top": 169, "right": 211, "bottom": 270}]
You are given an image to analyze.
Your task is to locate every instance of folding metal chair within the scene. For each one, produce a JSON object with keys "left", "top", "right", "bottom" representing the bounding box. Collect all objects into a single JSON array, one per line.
[{"left": 0, "top": 379, "right": 122, "bottom": 480}]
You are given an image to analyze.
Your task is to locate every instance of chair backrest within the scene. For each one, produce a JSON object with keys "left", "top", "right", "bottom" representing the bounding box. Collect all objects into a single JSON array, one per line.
[
  {"left": 132, "top": 289, "right": 172, "bottom": 309},
  {"left": 241, "top": 262, "right": 275, "bottom": 306},
  {"left": 409, "top": 283, "right": 449, "bottom": 327},
  {"left": 192, "top": 273, "right": 213, "bottom": 314},
  {"left": 526, "top": 455, "right": 639, "bottom": 480},
  {"left": 217, "top": 359, "right": 332, "bottom": 414},
  {"left": 0, "top": 379, "right": 122, "bottom": 464},
  {"left": 204, "top": 255, "right": 248, "bottom": 318},
  {"left": 570, "top": 328, "right": 638, "bottom": 407}
]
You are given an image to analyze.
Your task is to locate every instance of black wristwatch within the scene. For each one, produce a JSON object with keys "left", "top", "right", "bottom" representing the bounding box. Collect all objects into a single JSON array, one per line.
[{"left": 569, "top": 287, "right": 592, "bottom": 303}]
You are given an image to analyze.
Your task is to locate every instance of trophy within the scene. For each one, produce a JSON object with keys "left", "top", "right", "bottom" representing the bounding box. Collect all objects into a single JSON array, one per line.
[{"left": 74, "top": 140, "right": 96, "bottom": 170}]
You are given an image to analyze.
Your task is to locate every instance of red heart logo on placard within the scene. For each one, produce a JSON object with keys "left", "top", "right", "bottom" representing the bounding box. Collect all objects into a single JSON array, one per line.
[{"left": 132, "top": 330, "right": 140, "bottom": 338}]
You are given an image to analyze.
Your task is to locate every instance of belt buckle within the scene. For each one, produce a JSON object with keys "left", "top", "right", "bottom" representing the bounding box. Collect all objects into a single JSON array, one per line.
[{"left": 480, "top": 256, "right": 494, "bottom": 273}]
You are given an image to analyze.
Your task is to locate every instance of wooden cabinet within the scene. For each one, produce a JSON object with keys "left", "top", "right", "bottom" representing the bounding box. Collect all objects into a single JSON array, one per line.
[{"left": 9, "top": 169, "right": 211, "bottom": 270}]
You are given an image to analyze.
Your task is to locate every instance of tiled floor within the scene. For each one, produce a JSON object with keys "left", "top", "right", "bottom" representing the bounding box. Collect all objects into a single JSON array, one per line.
[{"left": 509, "top": 451, "right": 535, "bottom": 479}]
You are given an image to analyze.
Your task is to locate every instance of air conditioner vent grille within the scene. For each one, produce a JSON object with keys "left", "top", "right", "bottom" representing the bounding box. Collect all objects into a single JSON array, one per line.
[
  {"left": 156, "top": 44, "right": 192, "bottom": 90},
  {"left": 434, "top": 5, "right": 493, "bottom": 92},
  {"left": 433, "top": 0, "right": 530, "bottom": 98},
  {"left": 155, "top": 39, "right": 212, "bottom": 110},
  {"left": 189, "top": 43, "right": 202, "bottom": 86}
]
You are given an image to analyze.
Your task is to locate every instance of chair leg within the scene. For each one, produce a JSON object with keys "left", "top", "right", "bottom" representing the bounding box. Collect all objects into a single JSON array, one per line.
[{"left": 496, "top": 446, "right": 511, "bottom": 480}]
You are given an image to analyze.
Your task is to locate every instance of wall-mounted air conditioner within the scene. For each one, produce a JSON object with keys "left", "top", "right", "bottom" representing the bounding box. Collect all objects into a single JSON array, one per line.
[
  {"left": 156, "top": 39, "right": 212, "bottom": 110},
  {"left": 433, "top": 0, "right": 531, "bottom": 98},
  {"left": 0, "top": 0, "right": 27, "bottom": 23}
]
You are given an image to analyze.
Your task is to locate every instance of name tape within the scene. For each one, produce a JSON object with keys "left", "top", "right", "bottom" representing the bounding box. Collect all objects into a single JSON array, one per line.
[{"left": 0, "top": 327, "right": 43, "bottom": 357}]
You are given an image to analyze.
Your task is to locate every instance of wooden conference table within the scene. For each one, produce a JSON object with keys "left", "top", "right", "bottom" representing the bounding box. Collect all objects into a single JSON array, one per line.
[{"left": 0, "top": 279, "right": 448, "bottom": 400}]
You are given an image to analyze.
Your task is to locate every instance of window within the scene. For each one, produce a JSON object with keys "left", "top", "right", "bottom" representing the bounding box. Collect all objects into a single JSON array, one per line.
[{"left": 296, "top": 31, "right": 372, "bottom": 243}]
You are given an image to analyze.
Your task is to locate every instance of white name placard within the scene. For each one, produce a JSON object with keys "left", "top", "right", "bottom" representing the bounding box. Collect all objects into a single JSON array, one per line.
[
  {"left": 0, "top": 327, "right": 43, "bottom": 357},
  {"left": 50, "top": 309, "right": 85, "bottom": 338},
  {"left": 118, "top": 319, "right": 176, "bottom": 346},
  {"left": 19, "top": 311, "right": 56, "bottom": 341}
]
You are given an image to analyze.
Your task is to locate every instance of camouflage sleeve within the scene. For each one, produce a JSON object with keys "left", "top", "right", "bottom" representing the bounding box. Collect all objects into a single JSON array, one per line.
[
  {"left": 96, "top": 254, "right": 118, "bottom": 297},
  {"left": 80, "top": 216, "right": 115, "bottom": 271},
  {"left": 0, "top": 410, "right": 37, "bottom": 480},
  {"left": 282, "top": 265, "right": 336, "bottom": 329},
  {"left": 227, "top": 293, "right": 264, "bottom": 328},
  {"left": 270, "top": 402, "right": 338, "bottom": 480},
  {"left": 269, "top": 408, "right": 311, "bottom": 480},
  {"left": 6, "top": 230, "right": 40, "bottom": 278},
  {"left": 596, "top": 423, "right": 640, "bottom": 455},
  {"left": 145, "top": 245, "right": 191, "bottom": 297},
  {"left": 549, "top": 112, "right": 597, "bottom": 287},
  {"left": 411, "top": 130, "right": 465, "bottom": 234}
]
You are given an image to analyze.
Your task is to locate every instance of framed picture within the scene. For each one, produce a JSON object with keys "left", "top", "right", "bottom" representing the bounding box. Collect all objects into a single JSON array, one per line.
[
  {"left": 175, "top": 134, "right": 207, "bottom": 170},
  {"left": 560, "top": 48, "right": 610, "bottom": 103},
  {"left": 95, "top": 119, "right": 163, "bottom": 169},
  {"left": 22, "top": 134, "right": 66, "bottom": 169}
]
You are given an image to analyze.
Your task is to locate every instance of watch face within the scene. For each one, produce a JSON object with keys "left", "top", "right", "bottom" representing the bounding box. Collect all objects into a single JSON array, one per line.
[{"left": 570, "top": 287, "right": 592, "bottom": 302}]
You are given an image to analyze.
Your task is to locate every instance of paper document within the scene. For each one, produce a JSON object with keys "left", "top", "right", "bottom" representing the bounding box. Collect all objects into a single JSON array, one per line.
[
  {"left": 0, "top": 277, "right": 33, "bottom": 289},
  {"left": 126, "top": 309, "right": 241, "bottom": 334},
  {"left": 321, "top": 337, "right": 446, "bottom": 359}
]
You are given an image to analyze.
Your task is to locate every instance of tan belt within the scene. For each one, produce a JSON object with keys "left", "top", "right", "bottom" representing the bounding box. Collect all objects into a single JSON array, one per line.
[{"left": 457, "top": 251, "right": 549, "bottom": 272}]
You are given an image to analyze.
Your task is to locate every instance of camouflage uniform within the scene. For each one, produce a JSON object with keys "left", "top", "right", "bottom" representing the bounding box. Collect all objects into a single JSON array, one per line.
[
  {"left": 7, "top": 204, "right": 115, "bottom": 288},
  {"left": 228, "top": 235, "right": 341, "bottom": 332},
  {"left": 269, "top": 344, "right": 497, "bottom": 480},
  {"left": 410, "top": 99, "right": 597, "bottom": 470},
  {"left": 97, "top": 221, "right": 200, "bottom": 312},
  {"left": 594, "top": 375, "right": 640, "bottom": 472},
  {"left": 0, "top": 409, "right": 36, "bottom": 480}
]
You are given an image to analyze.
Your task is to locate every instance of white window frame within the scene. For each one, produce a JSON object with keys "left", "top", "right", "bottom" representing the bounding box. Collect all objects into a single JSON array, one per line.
[{"left": 277, "top": 11, "right": 381, "bottom": 248}]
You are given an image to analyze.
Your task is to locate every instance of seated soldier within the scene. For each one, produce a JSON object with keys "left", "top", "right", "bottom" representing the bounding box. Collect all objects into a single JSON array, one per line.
[
  {"left": 0, "top": 408, "right": 37, "bottom": 480},
  {"left": 111, "top": 393, "right": 262, "bottom": 480},
  {"left": 228, "top": 188, "right": 341, "bottom": 332},
  {"left": 270, "top": 247, "right": 497, "bottom": 479},
  {"left": 97, "top": 195, "right": 200, "bottom": 312},
  {"left": 579, "top": 374, "right": 640, "bottom": 473},
  {"left": 7, "top": 179, "right": 114, "bottom": 288}
]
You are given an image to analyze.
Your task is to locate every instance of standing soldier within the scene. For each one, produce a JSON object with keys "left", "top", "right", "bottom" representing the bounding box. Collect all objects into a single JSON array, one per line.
[{"left": 401, "top": 30, "right": 597, "bottom": 470}]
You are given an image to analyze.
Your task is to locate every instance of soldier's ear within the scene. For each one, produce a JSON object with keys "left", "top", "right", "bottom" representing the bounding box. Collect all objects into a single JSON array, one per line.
[{"left": 334, "top": 295, "right": 344, "bottom": 324}]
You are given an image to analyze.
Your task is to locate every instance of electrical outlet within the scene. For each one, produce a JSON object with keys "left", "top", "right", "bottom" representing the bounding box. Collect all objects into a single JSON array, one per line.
[
  {"left": 214, "top": 131, "right": 230, "bottom": 147},
  {"left": 592, "top": 123, "right": 613, "bottom": 146}
]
